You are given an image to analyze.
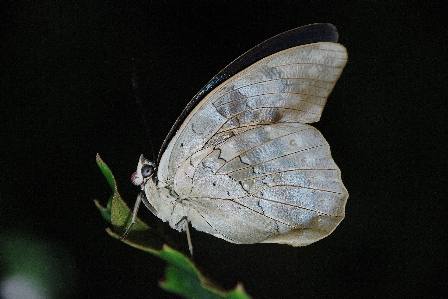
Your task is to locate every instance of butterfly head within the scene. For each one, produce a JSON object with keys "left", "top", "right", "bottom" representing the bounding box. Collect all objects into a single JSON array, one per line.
[
  {"left": 130, "top": 154, "right": 177, "bottom": 224},
  {"left": 131, "top": 154, "right": 157, "bottom": 189}
]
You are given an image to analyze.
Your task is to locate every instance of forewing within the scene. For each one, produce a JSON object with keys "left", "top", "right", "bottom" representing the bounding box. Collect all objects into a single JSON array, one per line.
[
  {"left": 158, "top": 42, "right": 347, "bottom": 182},
  {"left": 158, "top": 23, "right": 339, "bottom": 164}
]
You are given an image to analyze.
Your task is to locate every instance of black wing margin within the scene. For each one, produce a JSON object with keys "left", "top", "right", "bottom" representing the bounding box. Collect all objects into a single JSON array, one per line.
[{"left": 158, "top": 23, "right": 340, "bottom": 164}]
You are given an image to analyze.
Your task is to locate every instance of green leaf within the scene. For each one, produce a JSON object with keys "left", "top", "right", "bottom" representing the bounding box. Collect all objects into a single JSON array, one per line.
[
  {"left": 94, "top": 154, "right": 251, "bottom": 299},
  {"left": 93, "top": 154, "right": 113, "bottom": 223}
]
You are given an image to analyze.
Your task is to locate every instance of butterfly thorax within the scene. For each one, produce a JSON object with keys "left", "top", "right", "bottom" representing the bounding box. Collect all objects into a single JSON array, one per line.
[{"left": 143, "top": 178, "right": 188, "bottom": 232}]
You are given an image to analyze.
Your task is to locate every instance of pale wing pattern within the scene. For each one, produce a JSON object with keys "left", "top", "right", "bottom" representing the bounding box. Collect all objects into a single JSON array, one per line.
[{"left": 159, "top": 42, "right": 348, "bottom": 245}]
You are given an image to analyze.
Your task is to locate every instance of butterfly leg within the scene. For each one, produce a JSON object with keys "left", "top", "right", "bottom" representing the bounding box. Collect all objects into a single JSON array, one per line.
[
  {"left": 121, "top": 192, "right": 144, "bottom": 239},
  {"left": 175, "top": 217, "right": 193, "bottom": 256}
]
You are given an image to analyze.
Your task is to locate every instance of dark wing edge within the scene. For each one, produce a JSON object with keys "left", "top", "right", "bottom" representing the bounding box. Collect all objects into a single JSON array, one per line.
[{"left": 157, "top": 23, "right": 339, "bottom": 164}]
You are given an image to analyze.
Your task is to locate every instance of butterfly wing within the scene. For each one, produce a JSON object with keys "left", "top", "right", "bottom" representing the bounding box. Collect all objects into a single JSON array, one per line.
[
  {"left": 158, "top": 23, "right": 339, "bottom": 164},
  {"left": 157, "top": 37, "right": 348, "bottom": 246}
]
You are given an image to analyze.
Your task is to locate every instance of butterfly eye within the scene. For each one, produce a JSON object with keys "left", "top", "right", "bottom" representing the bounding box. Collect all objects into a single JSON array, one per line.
[{"left": 141, "top": 164, "right": 154, "bottom": 178}]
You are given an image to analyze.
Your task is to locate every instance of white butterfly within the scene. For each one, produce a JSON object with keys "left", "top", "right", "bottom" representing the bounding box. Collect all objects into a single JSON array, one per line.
[{"left": 129, "top": 23, "right": 348, "bottom": 254}]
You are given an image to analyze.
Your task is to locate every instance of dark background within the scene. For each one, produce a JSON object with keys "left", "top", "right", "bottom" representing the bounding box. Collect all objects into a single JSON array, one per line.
[{"left": 1, "top": 1, "right": 446, "bottom": 298}]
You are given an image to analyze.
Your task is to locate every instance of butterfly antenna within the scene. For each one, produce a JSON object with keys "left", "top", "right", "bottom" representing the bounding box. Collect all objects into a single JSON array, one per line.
[{"left": 131, "top": 63, "right": 156, "bottom": 162}]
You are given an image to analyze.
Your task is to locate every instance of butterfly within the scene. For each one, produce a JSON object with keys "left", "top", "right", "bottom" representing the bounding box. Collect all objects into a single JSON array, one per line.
[{"left": 129, "top": 23, "right": 348, "bottom": 255}]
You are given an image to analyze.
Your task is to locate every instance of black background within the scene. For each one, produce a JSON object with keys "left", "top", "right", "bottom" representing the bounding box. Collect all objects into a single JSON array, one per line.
[{"left": 1, "top": 1, "right": 447, "bottom": 298}]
